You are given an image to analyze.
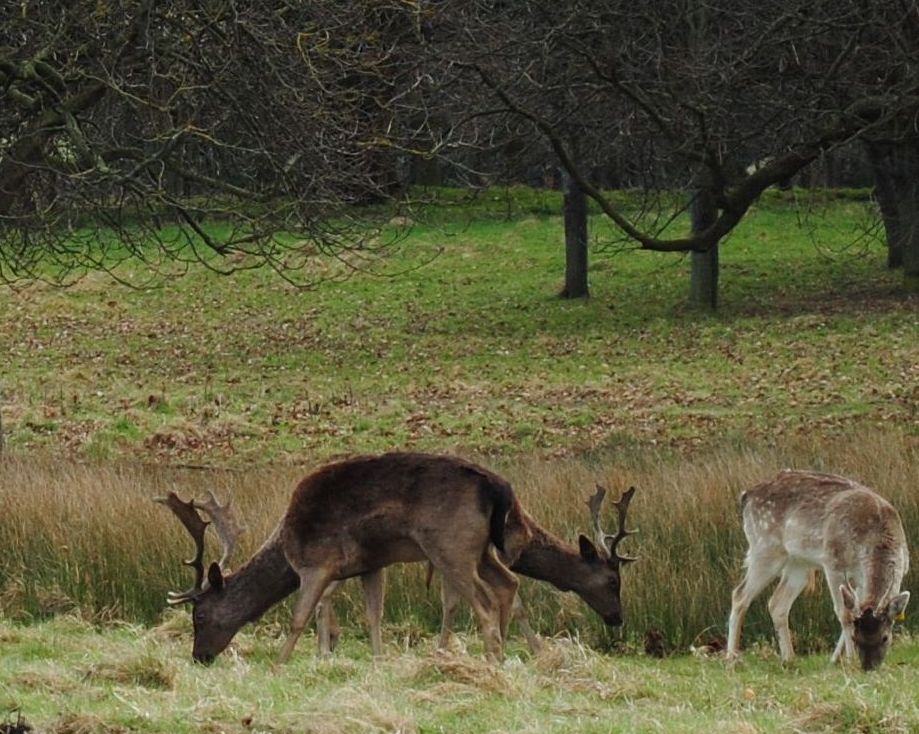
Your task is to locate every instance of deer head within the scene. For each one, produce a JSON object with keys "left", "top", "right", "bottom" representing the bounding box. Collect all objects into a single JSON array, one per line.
[
  {"left": 155, "top": 490, "right": 244, "bottom": 664},
  {"left": 840, "top": 582, "right": 910, "bottom": 671},
  {"left": 574, "top": 484, "right": 638, "bottom": 626}
]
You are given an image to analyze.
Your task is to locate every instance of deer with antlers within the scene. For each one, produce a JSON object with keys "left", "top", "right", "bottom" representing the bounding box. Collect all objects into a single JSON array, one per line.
[
  {"left": 727, "top": 470, "right": 910, "bottom": 671},
  {"left": 157, "top": 453, "right": 638, "bottom": 665},
  {"left": 316, "top": 484, "right": 639, "bottom": 656},
  {"left": 157, "top": 452, "right": 525, "bottom": 664}
]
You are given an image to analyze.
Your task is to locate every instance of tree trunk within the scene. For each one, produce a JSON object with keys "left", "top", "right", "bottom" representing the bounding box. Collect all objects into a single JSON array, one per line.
[
  {"left": 559, "top": 168, "right": 589, "bottom": 299},
  {"left": 689, "top": 184, "right": 719, "bottom": 309},
  {"left": 865, "top": 142, "right": 905, "bottom": 268},
  {"left": 901, "top": 198, "right": 919, "bottom": 287},
  {"left": 865, "top": 139, "right": 919, "bottom": 285}
]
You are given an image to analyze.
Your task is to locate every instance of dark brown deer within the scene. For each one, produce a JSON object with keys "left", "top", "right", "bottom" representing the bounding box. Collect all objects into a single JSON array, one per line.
[
  {"left": 157, "top": 452, "right": 524, "bottom": 664},
  {"left": 727, "top": 470, "right": 910, "bottom": 671},
  {"left": 316, "top": 485, "right": 638, "bottom": 655}
]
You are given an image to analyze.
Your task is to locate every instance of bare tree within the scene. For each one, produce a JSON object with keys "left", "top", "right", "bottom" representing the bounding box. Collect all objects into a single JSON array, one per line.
[
  {"left": 0, "top": 1, "right": 421, "bottom": 286},
  {"left": 418, "top": 0, "right": 919, "bottom": 305}
]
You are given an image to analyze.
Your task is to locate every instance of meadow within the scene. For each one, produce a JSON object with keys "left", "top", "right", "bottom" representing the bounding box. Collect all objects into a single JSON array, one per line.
[{"left": 1, "top": 189, "right": 918, "bottom": 732}]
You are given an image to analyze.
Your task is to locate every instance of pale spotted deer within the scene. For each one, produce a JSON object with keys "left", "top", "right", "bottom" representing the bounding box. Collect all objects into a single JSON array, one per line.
[
  {"left": 317, "top": 485, "right": 638, "bottom": 655},
  {"left": 157, "top": 453, "right": 525, "bottom": 664},
  {"left": 727, "top": 470, "right": 910, "bottom": 671}
]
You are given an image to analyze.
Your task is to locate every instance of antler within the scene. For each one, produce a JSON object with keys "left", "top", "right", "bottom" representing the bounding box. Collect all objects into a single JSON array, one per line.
[
  {"left": 587, "top": 484, "right": 639, "bottom": 564},
  {"left": 609, "top": 486, "right": 638, "bottom": 564},
  {"left": 154, "top": 491, "right": 208, "bottom": 604},
  {"left": 193, "top": 491, "right": 244, "bottom": 571},
  {"left": 586, "top": 485, "right": 612, "bottom": 555}
]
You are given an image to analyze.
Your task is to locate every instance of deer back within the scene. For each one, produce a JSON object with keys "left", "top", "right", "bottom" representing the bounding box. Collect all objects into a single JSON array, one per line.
[
  {"left": 280, "top": 452, "right": 521, "bottom": 576},
  {"left": 741, "top": 470, "right": 908, "bottom": 601}
]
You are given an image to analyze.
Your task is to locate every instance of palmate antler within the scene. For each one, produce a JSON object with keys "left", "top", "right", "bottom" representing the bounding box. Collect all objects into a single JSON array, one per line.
[
  {"left": 586, "top": 484, "right": 638, "bottom": 564},
  {"left": 193, "top": 491, "right": 245, "bottom": 572},
  {"left": 154, "top": 489, "right": 244, "bottom": 604}
]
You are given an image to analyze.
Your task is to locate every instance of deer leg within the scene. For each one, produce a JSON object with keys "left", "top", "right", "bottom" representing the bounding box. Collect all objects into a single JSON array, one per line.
[
  {"left": 438, "top": 579, "right": 462, "bottom": 649},
  {"left": 825, "top": 570, "right": 855, "bottom": 664},
  {"left": 316, "top": 581, "right": 341, "bottom": 656},
  {"left": 478, "top": 550, "right": 519, "bottom": 645},
  {"left": 767, "top": 564, "right": 812, "bottom": 663},
  {"left": 360, "top": 569, "right": 386, "bottom": 657},
  {"left": 727, "top": 553, "right": 782, "bottom": 659},
  {"left": 511, "top": 593, "right": 543, "bottom": 654},
  {"left": 278, "top": 568, "right": 332, "bottom": 665},
  {"left": 438, "top": 565, "right": 504, "bottom": 662}
]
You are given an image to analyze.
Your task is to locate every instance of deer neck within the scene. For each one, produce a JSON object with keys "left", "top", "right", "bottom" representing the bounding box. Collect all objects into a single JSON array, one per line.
[
  {"left": 222, "top": 526, "right": 300, "bottom": 625},
  {"left": 510, "top": 522, "right": 586, "bottom": 593},
  {"left": 857, "top": 553, "right": 904, "bottom": 609}
]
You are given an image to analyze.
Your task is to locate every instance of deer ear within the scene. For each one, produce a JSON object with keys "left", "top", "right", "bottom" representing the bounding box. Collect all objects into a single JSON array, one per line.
[
  {"left": 887, "top": 591, "right": 910, "bottom": 622},
  {"left": 840, "top": 584, "right": 857, "bottom": 613},
  {"left": 207, "top": 562, "right": 225, "bottom": 592},
  {"left": 578, "top": 535, "right": 599, "bottom": 561}
]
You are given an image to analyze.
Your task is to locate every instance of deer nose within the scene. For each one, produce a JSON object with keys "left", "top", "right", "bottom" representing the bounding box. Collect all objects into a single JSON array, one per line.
[
  {"left": 604, "top": 612, "right": 623, "bottom": 626},
  {"left": 194, "top": 652, "right": 215, "bottom": 666}
]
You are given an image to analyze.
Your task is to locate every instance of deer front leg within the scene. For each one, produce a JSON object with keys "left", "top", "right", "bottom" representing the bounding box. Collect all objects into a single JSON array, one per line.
[
  {"left": 360, "top": 569, "right": 386, "bottom": 657},
  {"left": 478, "top": 551, "right": 519, "bottom": 645},
  {"left": 825, "top": 570, "right": 855, "bottom": 664},
  {"left": 278, "top": 568, "right": 332, "bottom": 665},
  {"left": 442, "top": 567, "right": 505, "bottom": 663},
  {"left": 511, "top": 594, "right": 543, "bottom": 654},
  {"left": 316, "top": 581, "right": 341, "bottom": 656}
]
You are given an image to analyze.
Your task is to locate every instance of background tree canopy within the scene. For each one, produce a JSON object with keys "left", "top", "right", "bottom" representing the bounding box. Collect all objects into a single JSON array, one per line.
[{"left": 2, "top": 0, "right": 918, "bottom": 300}]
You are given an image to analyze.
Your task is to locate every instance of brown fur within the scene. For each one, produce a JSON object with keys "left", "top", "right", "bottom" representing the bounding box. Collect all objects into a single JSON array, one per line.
[
  {"left": 168, "top": 452, "right": 525, "bottom": 664},
  {"left": 317, "top": 485, "right": 636, "bottom": 656}
]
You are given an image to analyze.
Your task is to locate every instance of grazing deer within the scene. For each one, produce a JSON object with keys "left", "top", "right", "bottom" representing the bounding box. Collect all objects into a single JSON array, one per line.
[
  {"left": 316, "top": 485, "right": 638, "bottom": 655},
  {"left": 727, "top": 470, "right": 910, "bottom": 671},
  {"left": 157, "top": 452, "right": 523, "bottom": 664}
]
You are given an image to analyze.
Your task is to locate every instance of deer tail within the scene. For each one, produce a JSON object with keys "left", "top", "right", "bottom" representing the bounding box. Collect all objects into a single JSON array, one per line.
[{"left": 487, "top": 479, "right": 514, "bottom": 554}]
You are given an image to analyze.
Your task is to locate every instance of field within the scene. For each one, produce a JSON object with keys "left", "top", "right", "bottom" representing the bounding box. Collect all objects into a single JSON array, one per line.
[
  {"left": 1, "top": 190, "right": 919, "bottom": 732},
  {"left": 4, "top": 615, "right": 919, "bottom": 734}
]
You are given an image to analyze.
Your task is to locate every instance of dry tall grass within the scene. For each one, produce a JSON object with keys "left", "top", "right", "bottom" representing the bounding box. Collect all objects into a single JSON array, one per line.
[{"left": 1, "top": 430, "right": 916, "bottom": 652}]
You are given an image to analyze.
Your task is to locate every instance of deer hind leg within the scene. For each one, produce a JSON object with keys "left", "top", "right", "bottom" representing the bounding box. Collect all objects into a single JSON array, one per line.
[
  {"left": 727, "top": 551, "right": 783, "bottom": 658},
  {"left": 316, "top": 581, "right": 341, "bottom": 656},
  {"left": 278, "top": 567, "right": 333, "bottom": 665},
  {"left": 767, "top": 563, "right": 813, "bottom": 663},
  {"left": 360, "top": 569, "right": 386, "bottom": 657}
]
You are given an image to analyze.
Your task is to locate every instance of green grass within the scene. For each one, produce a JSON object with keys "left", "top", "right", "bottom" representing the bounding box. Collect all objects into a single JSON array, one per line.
[
  {"left": 2, "top": 615, "right": 919, "bottom": 733},
  {"left": 2, "top": 189, "right": 918, "bottom": 732},
  {"left": 1, "top": 190, "right": 915, "bottom": 465}
]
